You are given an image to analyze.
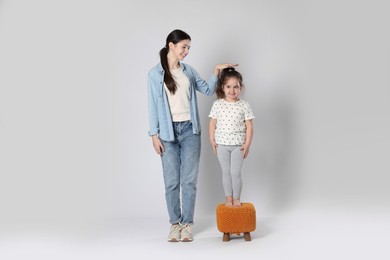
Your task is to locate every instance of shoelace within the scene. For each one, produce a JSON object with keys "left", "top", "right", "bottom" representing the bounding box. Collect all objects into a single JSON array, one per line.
[
  {"left": 171, "top": 224, "right": 181, "bottom": 232},
  {"left": 181, "top": 224, "right": 191, "bottom": 232}
]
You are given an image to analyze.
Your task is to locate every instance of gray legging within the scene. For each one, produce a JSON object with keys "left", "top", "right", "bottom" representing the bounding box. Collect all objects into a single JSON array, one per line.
[{"left": 216, "top": 145, "right": 244, "bottom": 199}]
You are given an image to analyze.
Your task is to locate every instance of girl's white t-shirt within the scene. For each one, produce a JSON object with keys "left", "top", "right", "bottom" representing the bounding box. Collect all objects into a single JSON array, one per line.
[{"left": 209, "top": 99, "right": 255, "bottom": 145}]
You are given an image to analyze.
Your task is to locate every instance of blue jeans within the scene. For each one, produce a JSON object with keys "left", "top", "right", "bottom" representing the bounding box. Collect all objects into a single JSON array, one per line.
[{"left": 161, "top": 121, "right": 200, "bottom": 225}]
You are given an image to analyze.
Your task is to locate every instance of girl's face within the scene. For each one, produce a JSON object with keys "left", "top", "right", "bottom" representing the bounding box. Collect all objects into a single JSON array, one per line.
[
  {"left": 169, "top": 39, "right": 191, "bottom": 61},
  {"left": 223, "top": 77, "right": 241, "bottom": 101}
]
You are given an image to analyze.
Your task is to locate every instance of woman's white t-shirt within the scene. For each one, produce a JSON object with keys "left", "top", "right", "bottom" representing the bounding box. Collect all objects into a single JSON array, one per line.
[{"left": 164, "top": 67, "right": 191, "bottom": 122}]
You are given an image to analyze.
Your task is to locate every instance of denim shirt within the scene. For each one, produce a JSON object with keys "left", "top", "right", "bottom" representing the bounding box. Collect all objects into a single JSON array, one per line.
[{"left": 147, "top": 62, "right": 217, "bottom": 142}]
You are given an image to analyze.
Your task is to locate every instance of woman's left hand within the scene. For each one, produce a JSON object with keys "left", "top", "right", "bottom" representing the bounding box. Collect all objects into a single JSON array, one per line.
[{"left": 214, "top": 63, "right": 239, "bottom": 75}]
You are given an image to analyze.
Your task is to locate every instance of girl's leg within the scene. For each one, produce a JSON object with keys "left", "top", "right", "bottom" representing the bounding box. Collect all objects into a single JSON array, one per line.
[
  {"left": 233, "top": 198, "right": 241, "bottom": 207},
  {"left": 217, "top": 145, "right": 233, "bottom": 204},
  {"left": 231, "top": 146, "right": 245, "bottom": 207},
  {"left": 225, "top": 195, "right": 233, "bottom": 206}
]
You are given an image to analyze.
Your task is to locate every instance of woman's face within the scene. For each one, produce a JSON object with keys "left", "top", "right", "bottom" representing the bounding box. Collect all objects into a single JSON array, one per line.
[
  {"left": 169, "top": 39, "right": 191, "bottom": 61},
  {"left": 223, "top": 77, "right": 241, "bottom": 101}
]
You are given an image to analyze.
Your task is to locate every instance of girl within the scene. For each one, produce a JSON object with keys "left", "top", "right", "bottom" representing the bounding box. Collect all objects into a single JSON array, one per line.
[
  {"left": 208, "top": 68, "right": 255, "bottom": 207},
  {"left": 147, "top": 29, "right": 237, "bottom": 242}
]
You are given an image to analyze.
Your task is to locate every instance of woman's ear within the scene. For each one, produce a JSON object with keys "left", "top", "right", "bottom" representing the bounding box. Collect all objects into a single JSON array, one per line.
[{"left": 168, "top": 42, "right": 174, "bottom": 50}]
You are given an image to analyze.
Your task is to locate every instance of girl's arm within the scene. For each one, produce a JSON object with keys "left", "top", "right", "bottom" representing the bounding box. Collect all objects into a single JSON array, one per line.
[
  {"left": 241, "top": 119, "right": 253, "bottom": 158},
  {"left": 209, "top": 118, "right": 218, "bottom": 154}
]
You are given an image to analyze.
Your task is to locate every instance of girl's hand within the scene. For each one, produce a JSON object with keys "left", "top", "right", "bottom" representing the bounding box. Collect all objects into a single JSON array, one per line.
[
  {"left": 240, "top": 144, "right": 250, "bottom": 158},
  {"left": 152, "top": 135, "right": 165, "bottom": 155},
  {"left": 214, "top": 63, "right": 239, "bottom": 75},
  {"left": 210, "top": 139, "right": 218, "bottom": 154},
  {"left": 209, "top": 118, "right": 218, "bottom": 154},
  {"left": 241, "top": 120, "right": 253, "bottom": 159}
]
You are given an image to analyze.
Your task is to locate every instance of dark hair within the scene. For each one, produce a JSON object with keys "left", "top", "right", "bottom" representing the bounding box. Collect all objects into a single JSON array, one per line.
[
  {"left": 159, "top": 29, "right": 191, "bottom": 95},
  {"left": 216, "top": 67, "right": 244, "bottom": 99}
]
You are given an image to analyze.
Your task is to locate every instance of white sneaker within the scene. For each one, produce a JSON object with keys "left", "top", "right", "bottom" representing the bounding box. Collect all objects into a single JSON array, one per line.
[
  {"left": 180, "top": 224, "right": 193, "bottom": 242},
  {"left": 168, "top": 224, "right": 181, "bottom": 242}
]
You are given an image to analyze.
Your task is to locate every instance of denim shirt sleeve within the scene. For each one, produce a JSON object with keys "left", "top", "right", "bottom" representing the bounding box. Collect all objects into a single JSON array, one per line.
[
  {"left": 184, "top": 64, "right": 218, "bottom": 96},
  {"left": 147, "top": 69, "right": 160, "bottom": 137}
]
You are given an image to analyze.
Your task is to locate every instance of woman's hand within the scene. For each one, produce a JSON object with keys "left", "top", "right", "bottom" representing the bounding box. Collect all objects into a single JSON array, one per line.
[
  {"left": 214, "top": 63, "right": 239, "bottom": 76},
  {"left": 152, "top": 135, "right": 165, "bottom": 155}
]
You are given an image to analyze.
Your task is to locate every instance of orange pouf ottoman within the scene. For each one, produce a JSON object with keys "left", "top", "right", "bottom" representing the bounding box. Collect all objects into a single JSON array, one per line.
[{"left": 216, "top": 202, "right": 256, "bottom": 241}]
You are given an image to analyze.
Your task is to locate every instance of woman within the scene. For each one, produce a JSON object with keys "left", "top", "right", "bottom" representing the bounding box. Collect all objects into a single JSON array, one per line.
[{"left": 147, "top": 29, "right": 237, "bottom": 242}]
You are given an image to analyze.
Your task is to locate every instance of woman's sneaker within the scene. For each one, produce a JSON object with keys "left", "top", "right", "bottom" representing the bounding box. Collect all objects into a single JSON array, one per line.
[
  {"left": 180, "top": 224, "right": 193, "bottom": 242},
  {"left": 168, "top": 224, "right": 181, "bottom": 242}
]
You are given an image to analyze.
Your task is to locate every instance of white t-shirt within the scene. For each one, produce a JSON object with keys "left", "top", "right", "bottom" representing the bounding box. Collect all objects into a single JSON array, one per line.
[
  {"left": 209, "top": 99, "right": 255, "bottom": 145},
  {"left": 164, "top": 67, "right": 191, "bottom": 122}
]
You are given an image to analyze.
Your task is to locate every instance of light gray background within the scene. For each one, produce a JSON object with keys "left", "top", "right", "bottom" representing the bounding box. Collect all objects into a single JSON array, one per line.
[{"left": 1, "top": 0, "right": 389, "bottom": 259}]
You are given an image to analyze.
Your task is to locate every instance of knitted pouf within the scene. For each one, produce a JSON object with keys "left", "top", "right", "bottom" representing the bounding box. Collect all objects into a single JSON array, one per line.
[{"left": 216, "top": 202, "right": 256, "bottom": 241}]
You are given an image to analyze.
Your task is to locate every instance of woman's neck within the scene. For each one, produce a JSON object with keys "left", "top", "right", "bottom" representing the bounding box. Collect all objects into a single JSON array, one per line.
[{"left": 167, "top": 54, "right": 180, "bottom": 70}]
